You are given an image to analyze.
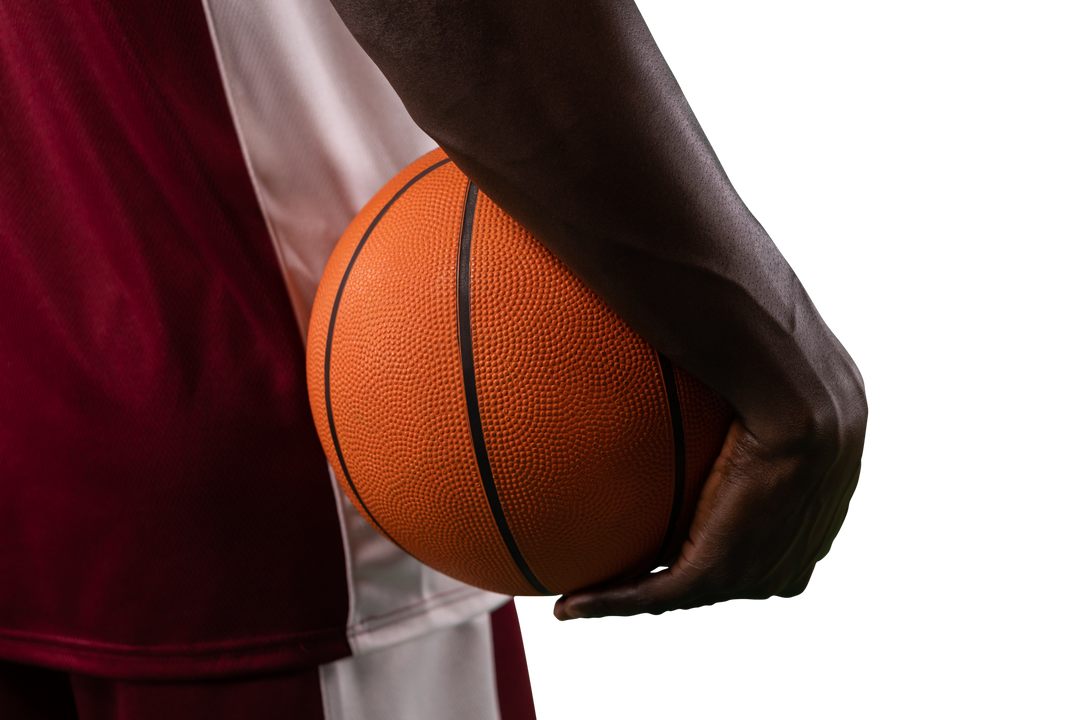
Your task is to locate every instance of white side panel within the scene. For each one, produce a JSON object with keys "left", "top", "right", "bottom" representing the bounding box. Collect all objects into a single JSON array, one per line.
[
  {"left": 319, "top": 614, "right": 502, "bottom": 720},
  {"left": 200, "top": 0, "right": 508, "bottom": 653},
  {"left": 202, "top": 0, "right": 435, "bottom": 335}
]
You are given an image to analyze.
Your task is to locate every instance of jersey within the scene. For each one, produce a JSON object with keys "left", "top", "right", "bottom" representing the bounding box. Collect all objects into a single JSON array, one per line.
[{"left": 0, "top": 0, "right": 507, "bottom": 680}]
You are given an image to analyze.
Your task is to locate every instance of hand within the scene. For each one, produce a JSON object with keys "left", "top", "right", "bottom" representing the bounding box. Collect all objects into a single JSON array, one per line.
[{"left": 555, "top": 383, "right": 866, "bottom": 619}]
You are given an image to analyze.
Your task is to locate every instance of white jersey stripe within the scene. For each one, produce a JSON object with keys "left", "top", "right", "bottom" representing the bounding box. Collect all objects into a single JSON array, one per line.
[
  {"left": 320, "top": 614, "right": 501, "bottom": 720},
  {"left": 199, "top": 0, "right": 509, "bottom": 657}
]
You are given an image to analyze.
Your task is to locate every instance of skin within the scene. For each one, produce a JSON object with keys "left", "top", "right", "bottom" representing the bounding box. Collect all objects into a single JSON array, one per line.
[{"left": 330, "top": 0, "right": 868, "bottom": 617}]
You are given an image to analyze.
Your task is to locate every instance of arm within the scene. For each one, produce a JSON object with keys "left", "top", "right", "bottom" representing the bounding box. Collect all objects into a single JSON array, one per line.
[{"left": 331, "top": 0, "right": 867, "bottom": 615}]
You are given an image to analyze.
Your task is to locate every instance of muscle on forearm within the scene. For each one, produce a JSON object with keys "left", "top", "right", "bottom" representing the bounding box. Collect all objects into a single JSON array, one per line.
[{"left": 331, "top": 0, "right": 860, "bottom": 447}]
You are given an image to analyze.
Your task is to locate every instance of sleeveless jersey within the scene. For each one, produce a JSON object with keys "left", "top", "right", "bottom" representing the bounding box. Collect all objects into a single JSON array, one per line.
[{"left": 0, "top": 0, "right": 506, "bottom": 680}]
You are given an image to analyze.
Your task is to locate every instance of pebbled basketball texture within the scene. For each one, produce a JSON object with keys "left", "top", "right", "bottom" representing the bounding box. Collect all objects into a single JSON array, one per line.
[{"left": 307, "top": 148, "right": 731, "bottom": 596}]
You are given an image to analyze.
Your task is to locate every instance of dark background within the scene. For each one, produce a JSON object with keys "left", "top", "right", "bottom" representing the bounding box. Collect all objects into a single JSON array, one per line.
[{"left": 516, "top": 5, "right": 885, "bottom": 716}]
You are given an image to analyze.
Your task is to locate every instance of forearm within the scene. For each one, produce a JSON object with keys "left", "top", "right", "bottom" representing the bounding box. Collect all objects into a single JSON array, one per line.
[{"left": 331, "top": 0, "right": 864, "bottom": 448}]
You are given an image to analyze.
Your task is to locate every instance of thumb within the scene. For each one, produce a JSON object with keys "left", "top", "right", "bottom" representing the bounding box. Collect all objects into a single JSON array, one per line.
[{"left": 553, "top": 563, "right": 717, "bottom": 620}]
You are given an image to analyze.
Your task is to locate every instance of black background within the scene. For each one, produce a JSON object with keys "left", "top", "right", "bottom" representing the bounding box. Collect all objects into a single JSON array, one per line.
[{"left": 516, "top": 4, "right": 885, "bottom": 716}]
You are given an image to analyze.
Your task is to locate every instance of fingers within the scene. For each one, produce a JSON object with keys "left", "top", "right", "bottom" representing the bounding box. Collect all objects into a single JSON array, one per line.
[
  {"left": 776, "top": 562, "right": 815, "bottom": 598},
  {"left": 553, "top": 566, "right": 718, "bottom": 620},
  {"left": 554, "top": 419, "right": 843, "bottom": 619},
  {"left": 816, "top": 459, "right": 859, "bottom": 565},
  {"left": 552, "top": 423, "right": 766, "bottom": 618}
]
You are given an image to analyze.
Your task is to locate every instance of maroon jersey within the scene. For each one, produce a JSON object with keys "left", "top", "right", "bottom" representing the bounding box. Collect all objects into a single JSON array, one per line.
[{"left": 0, "top": 0, "right": 506, "bottom": 681}]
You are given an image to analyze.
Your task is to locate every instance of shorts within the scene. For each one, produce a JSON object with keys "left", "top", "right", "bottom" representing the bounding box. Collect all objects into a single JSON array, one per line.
[{"left": 0, "top": 602, "right": 534, "bottom": 720}]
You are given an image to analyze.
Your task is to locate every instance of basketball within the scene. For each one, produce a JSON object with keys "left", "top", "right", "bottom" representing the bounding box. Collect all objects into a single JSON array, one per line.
[{"left": 307, "top": 148, "right": 731, "bottom": 596}]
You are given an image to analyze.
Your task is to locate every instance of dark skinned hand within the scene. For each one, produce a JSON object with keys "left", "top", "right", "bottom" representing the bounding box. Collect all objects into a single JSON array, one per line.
[{"left": 554, "top": 415, "right": 865, "bottom": 618}]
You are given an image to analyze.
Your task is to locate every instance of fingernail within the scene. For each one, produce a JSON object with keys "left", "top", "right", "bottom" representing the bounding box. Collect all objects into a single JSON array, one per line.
[
  {"left": 561, "top": 604, "right": 587, "bottom": 621},
  {"left": 557, "top": 608, "right": 583, "bottom": 626}
]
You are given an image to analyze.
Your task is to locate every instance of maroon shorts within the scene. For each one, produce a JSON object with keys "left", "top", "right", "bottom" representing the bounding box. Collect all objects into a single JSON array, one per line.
[{"left": 0, "top": 604, "right": 535, "bottom": 720}]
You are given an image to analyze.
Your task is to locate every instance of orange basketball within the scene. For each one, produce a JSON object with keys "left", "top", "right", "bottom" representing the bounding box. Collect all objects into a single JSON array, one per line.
[{"left": 307, "top": 148, "right": 731, "bottom": 596}]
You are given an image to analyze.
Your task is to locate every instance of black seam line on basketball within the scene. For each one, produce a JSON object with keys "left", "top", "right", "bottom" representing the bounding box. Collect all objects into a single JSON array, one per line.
[
  {"left": 324, "top": 157, "right": 452, "bottom": 548},
  {"left": 653, "top": 353, "right": 687, "bottom": 568},
  {"left": 456, "top": 182, "right": 552, "bottom": 596}
]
